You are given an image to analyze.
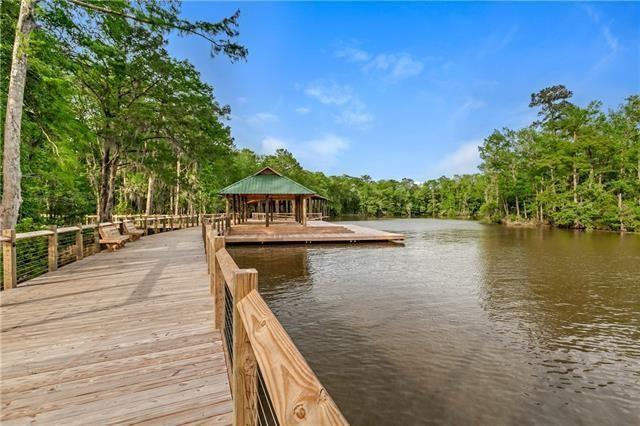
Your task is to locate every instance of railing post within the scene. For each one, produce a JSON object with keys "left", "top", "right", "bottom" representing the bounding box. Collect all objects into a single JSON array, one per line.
[
  {"left": 2, "top": 229, "right": 17, "bottom": 289},
  {"left": 205, "top": 224, "right": 210, "bottom": 272},
  {"left": 93, "top": 226, "right": 100, "bottom": 254},
  {"left": 202, "top": 222, "right": 208, "bottom": 253},
  {"left": 232, "top": 269, "right": 258, "bottom": 426},
  {"left": 48, "top": 225, "right": 58, "bottom": 272},
  {"left": 212, "top": 236, "right": 225, "bottom": 325},
  {"left": 75, "top": 224, "right": 84, "bottom": 261},
  {"left": 169, "top": 215, "right": 174, "bottom": 231},
  {"left": 154, "top": 215, "right": 159, "bottom": 234}
]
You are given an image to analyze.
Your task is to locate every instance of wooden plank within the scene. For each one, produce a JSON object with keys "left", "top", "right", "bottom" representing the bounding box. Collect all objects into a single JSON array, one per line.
[
  {"left": 213, "top": 236, "right": 225, "bottom": 329},
  {"left": 57, "top": 226, "right": 81, "bottom": 234},
  {"left": 225, "top": 220, "right": 404, "bottom": 245},
  {"left": 0, "top": 228, "right": 232, "bottom": 424},
  {"left": 48, "top": 225, "right": 58, "bottom": 271},
  {"left": 237, "top": 290, "right": 348, "bottom": 425},
  {"left": 75, "top": 223, "right": 83, "bottom": 260},
  {"left": 15, "top": 230, "right": 54, "bottom": 240},
  {"left": 2, "top": 229, "right": 17, "bottom": 289},
  {"left": 232, "top": 269, "right": 258, "bottom": 426},
  {"left": 215, "top": 248, "right": 239, "bottom": 290}
]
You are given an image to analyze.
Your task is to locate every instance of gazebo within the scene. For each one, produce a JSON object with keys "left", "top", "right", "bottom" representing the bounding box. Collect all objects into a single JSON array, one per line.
[{"left": 218, "top": 167, "right": 329, "bottom": 227}]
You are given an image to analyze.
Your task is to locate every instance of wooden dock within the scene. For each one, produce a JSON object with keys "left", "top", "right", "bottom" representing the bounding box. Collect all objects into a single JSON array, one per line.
[
  {"left": 225, "top": 220, "right": 404, "bottom": 244},
  {"left": 0, "top": 228, "right": 232, "bottom": 425}
]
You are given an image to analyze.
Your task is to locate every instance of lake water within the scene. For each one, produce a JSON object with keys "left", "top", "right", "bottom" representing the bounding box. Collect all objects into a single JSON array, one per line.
[{"left": 229, "top": 219, "right": 640, "bottom": 425}]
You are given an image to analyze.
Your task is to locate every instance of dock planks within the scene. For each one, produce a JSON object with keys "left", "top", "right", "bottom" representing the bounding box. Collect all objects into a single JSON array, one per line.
[
  {"left": 225, "top": 220, "right": 404, "bottom": 244},
  {"left": 0, "top": 228, "right": 232, "bottom": 425}
]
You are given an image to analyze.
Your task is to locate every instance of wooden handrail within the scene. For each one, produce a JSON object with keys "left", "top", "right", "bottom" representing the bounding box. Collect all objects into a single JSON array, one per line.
[
  {"left": 2, "top": 213, "right": 207, "bottom": 290},
  {"left": 216, "top": 248, "right": 239, "bottom": 291},
  {"left": 204, "top": 219, "right": 348, "bottom": 425},
  {"left": 15, "top": 230, "right": 54, "bottom": 240},
  {"left": 57, "top": 226, "right": 82, "bottom": 234},
  {"left": 237, "top": 290, "right": 348, "bottom": 425}
]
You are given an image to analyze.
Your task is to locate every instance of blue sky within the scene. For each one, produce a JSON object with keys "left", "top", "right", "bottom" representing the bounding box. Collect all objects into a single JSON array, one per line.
[{"left": 167, "top": 2, "right": 639, "bottom": 180}]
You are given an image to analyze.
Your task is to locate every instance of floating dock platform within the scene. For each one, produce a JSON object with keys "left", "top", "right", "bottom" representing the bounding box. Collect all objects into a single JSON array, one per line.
[{"left": 224, "top": 220, "right": 404, "bottom": 245}]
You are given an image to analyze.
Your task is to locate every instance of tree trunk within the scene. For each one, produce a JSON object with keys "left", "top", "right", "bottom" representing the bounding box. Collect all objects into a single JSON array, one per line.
[
  {"left": 618, "top": 192, "right": 626, "bottom": 232},
  {"left": 174, "top": 157, "right": 180, "bottom": 215},
  {"left": 98, "top": 146, "right": 113, "bottom": 222},
  {"left": 98, "top": 142, "right": 118, "bottom": 222},
  {"left": 515, "top": 194, "right": 520, "bottom": 217},
  {"left": 106, "top": 155, "right": 119, "bottom": 219},
  {"left": 572, "top": 164, "right": 578, "bottom": 203},
  {"left": 145, "top": 175, "right": 154, "bottom": 215},
  {"left": 0, "top": 0, "right": 36, "bottom": 229}
]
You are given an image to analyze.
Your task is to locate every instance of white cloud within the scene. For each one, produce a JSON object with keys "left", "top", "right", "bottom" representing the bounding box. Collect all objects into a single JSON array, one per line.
[
  {"left": 295, "top": 107, "right": 311, "bottom": 115},
  {"left": 304, "top": 83, "right": 354, "bottom": 105},
  {"left": 306, "top": 134, "right": 350, "bottom": 158},
  {"left": 584, "top": 5, "right": 620, "bottom": 53},
  {"left": 459, "top": 97, "right": 486, "bottom": 112},
  {"left": 363, "top": 53, "right": 424, "bottom": 81},
  {"left": 335, "top": 47, "right": 371, "bottom": 62},
  {"left": 601, "top": 24, "right": 620, "bottom": 52},
  {"left": 303, "top": 82, "right": 373, "bottom": 128},
  {"left": 246, "top": 112, "right": 279, "bottom": 126},
  {"left": 336, "top": 111, "right": 374, "bottom": 126},
  {"left": 260, "top": 137, "right": 287, "bottom": 154},
  {"left": 434, "top": 142, "right": 481, "bottom": 176},
  {"left": 260, "top": 134, "right": 350, "bottom": 167},
  {"left": 449, "top": 96, "right": 486, "bottom": 126},
  {"left": 336, "top": 47, "right": 424, "bottom": 82},
  {"left": 477, "top": 25, "right": 519, "bottom": 58}
]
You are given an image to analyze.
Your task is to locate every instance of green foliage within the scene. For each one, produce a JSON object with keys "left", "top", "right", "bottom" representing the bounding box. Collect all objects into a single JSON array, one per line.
[
  {"left": 479, "top": 87, "right": 640, "bottom": 231},
  {"left": 2, "top": 2, "right": 638, "bottom": 233}
]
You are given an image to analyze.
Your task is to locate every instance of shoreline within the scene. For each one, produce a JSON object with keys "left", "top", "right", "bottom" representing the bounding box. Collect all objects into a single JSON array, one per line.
[{"left": 331, "top": 215, "right": 638, "bottom": 234}]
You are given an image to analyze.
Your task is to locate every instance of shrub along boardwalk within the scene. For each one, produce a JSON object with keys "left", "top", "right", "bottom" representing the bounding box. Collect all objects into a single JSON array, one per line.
[{"left": 0, "top": 228, "right": 232, "bottom": 425}]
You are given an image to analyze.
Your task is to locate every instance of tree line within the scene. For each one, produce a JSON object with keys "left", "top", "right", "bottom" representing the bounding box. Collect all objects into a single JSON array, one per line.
[
  {"left": 2, "top": 2, "right": 638, "bottom": 232},
  {"left": 1, "top": 0, "right": 246, "bottom": 228}
]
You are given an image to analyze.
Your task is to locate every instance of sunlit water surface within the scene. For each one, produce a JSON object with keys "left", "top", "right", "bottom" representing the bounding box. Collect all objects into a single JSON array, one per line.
[{"left": 229, "top": 219, "right": 640, "bottom": 425}]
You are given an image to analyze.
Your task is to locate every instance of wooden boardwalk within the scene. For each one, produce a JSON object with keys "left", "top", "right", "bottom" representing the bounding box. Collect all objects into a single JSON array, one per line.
[
  {"left": 0, "top": 228, "right": 232, "bottom": 425},
  {"left": 225, "top": 220, "right": 404, "bottom": 244}
]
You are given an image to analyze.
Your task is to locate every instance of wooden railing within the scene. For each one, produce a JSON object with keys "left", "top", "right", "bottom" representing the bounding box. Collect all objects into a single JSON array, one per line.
[
  {"left": 306, "top": 212, "right": 329, "bottom": 221},
  {"left": 251, "top": 212, "right": 329, "bottom": 222},
  {"left": 203, "top": 222, "right": 348, "bottom": 425},
  {"left": 86, "top": 213, "right": 202, "bottom": 228},
  {"left": 202, "top": 214, "right": 232, "bottom": 237},
  {"left": 1, "top": 214, "right": 204, "bottom": 290}
]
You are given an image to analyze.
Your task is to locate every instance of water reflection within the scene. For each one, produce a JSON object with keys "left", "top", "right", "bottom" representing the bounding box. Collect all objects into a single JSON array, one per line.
[{"left": 229, "top": 219, "right": 640, "bottom": 425}]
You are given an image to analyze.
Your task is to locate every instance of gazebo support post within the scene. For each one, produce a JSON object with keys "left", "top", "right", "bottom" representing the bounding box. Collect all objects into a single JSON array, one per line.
[{"left": 302, "top": 196, "right": 307, "bottom": 225}]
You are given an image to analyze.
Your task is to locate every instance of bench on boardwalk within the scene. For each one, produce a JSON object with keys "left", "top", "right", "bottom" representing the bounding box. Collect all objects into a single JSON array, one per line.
[
  {"left": 99, "top": 223, "right": 130, "bottom": 251},
  {"left": 123, "top": 219, "right": 144, "bottom": 241}
]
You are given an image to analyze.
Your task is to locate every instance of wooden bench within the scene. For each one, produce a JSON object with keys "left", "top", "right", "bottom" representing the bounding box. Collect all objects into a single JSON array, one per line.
[
  {"left": 122, "top": 220, "right": 144, "bottom": 241},
  {"left": 99, "top": 223, "right": 130, "bottom": 251}
]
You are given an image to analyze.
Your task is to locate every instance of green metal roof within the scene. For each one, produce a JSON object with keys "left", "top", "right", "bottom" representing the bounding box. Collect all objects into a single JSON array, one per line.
[{"left": 218, "top": 167, "right": 316, "bottom": 195}]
